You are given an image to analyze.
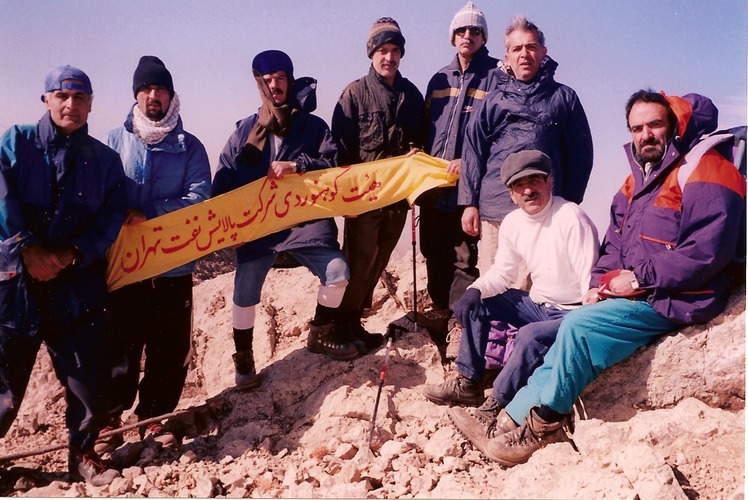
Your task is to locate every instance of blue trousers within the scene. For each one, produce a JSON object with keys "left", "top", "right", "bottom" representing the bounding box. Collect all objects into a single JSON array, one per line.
[
  {"left": 234, "top": 246, "right": 349, "bottom": 307},
  {"left": 505, "top": 298, "right": 677, "bottom": 422},
  {"left": 455, "top": 289, "right": 569, "bottom": 407}
]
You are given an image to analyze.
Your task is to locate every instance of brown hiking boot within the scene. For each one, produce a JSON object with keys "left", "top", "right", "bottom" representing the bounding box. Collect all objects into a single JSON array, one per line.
[
  {"left": 485, "top": 407, "right": 574, "bottom": 467},
  {"left": 422, "top": 375, "right": 484, "bottom": 406},
  {"left": 449, "top": 393, "right": 519, "bottom": 456},
  {"left": 233, "top": 350, "right": 262, "bottom": 390},
  {"left": 445, "top": 322, "right": 462, "bottom": 360},
  {"left": 93, "top": 416, "right": 124, "bottom": 455},
  {"left": 307, "top": 321, "right": 359, "bottom": 360},
  {"left": 68, "top": 447, "right": 120, "bottom": 486},
  {"left": 140, "top": 422, "right": 177, "bottom": 448},
  {"left": 409, "top": 307, "right": 451, "bottom": 333}
]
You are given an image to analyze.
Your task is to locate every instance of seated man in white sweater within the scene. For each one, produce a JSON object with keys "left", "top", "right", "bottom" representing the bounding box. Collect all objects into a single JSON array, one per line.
[{"left": 422, "top": 149, "right": 599, "bottom": 436}]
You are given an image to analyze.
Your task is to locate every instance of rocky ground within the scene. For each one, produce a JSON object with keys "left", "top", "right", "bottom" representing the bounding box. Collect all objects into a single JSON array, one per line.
[{"left": 0, "top": 250, "right": 744, "bottom": 499}]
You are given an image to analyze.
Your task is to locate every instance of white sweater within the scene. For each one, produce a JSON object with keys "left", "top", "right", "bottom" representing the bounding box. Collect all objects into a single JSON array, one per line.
[{"left": 469, "top": 196, "right": 599, "bottom": 308}]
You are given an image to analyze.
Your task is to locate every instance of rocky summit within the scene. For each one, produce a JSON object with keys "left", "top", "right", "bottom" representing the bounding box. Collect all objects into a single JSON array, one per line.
[{"left": 0, "top": 252, "right": 743, "bottom": 498}]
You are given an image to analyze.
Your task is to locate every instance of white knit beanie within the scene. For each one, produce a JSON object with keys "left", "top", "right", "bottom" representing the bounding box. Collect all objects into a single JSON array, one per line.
[{"left": 449, "top": 1, "right": 488, "bottom": 45}]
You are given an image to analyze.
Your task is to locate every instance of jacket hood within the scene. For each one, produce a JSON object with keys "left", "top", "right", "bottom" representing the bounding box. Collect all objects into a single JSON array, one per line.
[
  {"left": 665, "top": 93, "right": 719, "bottom": 151},
  {"left": 292, "top": 77, "right": 318, "bottom": 114},
  {"left": 498, "top": 55, "right": 558, "bottom": 85}
]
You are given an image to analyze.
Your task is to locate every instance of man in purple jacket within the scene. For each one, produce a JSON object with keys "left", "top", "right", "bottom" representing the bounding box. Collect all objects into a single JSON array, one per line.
[{"left": 452, "top": 90, "right": 745, "bottom": 467}]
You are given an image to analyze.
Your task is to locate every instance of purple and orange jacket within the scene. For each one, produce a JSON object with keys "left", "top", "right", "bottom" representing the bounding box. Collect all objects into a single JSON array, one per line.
[{"left": 591, "top": 93, "right": 746, "bottom": 324}]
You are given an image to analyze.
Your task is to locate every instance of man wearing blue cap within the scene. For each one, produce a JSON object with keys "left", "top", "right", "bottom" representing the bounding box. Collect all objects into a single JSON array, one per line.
[
  {"left": 0, "top": 65, "right": 127, "bottom": 483},
  {"left": 213, "top": 50, "right": 358, "bottom": 382},
  {"left": 96, "top": 56, "right": 211, "bottom": 453}
]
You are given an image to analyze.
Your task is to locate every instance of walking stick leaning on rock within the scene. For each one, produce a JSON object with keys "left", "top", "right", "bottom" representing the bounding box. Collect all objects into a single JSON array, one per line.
[{"left": 366, "top": 334, "right": 394, "bottom": 456}]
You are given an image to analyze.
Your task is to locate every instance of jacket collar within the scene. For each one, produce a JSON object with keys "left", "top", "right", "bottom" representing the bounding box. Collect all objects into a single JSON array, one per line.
[
  {"left": 448, "top": 45, "right": 493, "bottom": 74},
  {"left": 368, "top": 65, "right": 403, "bottom": 89},
  {"left": 36, "top": 111, "right": 88, "bottom": 150}
]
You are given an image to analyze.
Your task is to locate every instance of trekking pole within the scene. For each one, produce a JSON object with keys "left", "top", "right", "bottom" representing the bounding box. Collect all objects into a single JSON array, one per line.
[
  {"left": 0, "top": 406, "right": 197, "bottom": 463},
  {"left": 411, "top": 204, "right": 418, "bottom": 331},
  {"left": 367, "top": 336, "right": 393, "bottom": 455}
]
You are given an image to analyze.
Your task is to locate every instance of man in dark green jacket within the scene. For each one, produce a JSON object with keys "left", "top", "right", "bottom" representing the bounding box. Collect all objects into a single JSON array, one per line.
[{"left": 332, "top": 17, "right": 427, "bottom": 355}]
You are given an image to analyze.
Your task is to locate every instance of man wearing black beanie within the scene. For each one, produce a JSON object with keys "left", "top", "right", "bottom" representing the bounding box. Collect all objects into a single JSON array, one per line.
[
  {"left": 97, "top": 55, "right": 211, "bottom": 453},
  {"left": 132, "top": 55, "right": 174, "bottom": 99}
]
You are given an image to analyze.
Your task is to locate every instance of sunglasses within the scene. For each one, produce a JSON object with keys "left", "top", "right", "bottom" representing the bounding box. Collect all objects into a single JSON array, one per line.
[{"left": 454, "top": 27, "right": 483, "bottom": 37}]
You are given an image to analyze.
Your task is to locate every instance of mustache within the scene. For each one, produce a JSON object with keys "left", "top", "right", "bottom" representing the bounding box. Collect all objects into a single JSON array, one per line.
[
  {"left": 640, "top": 137, "right": 662, "bottom": 147},
  {"left": 522, "top": 191, "right": 539, "bottom": 202}
]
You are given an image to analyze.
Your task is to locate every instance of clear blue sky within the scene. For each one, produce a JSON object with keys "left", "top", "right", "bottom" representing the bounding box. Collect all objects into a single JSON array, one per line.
[{"left": 1, "top": 0, "right": 746, "bottom": 236}]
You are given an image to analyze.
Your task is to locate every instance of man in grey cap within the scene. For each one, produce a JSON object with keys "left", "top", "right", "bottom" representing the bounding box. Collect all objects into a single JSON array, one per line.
[
  {"left": 422, "top": 150, "right": 599, "bottom": 450},
  {"left": 0, "top": 65, "right": 127, "bottom": 483}
]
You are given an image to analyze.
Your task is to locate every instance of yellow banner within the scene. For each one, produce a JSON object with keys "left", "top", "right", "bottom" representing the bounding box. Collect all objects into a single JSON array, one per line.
[{"left": 106, "top": 152, "right": 453, "bottom": 290}]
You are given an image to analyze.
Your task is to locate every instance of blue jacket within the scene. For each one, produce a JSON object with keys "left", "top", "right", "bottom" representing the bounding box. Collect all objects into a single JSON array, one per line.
[
  {"left": 0, "top": 113, "right": 127, "bottom": 331},
  {"left": 106, "top": 113, "right": 211, "bottom": 277},
  {"left": 591, "top": 94, "right": 746, "bottom": 324},
  {"left": 459, "top": 56, "right": 593, "bottom": 222},
  {"left": 213, "top": 78, "right": 340, "bottom": 262},
  {"left": 424, "top": 45, "right": 499, "bottom": 211}
]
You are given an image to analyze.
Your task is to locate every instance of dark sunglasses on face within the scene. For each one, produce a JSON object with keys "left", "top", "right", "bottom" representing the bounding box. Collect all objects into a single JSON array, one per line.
[{"left": 455, "top": 26, "right": 483, "bottom": 37}]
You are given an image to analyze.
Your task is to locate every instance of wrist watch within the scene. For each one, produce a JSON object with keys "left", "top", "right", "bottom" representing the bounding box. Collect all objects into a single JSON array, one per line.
[
  {"left": 630, "top": 275, "right": 640, "bottom": 290},
  {"left": 290, "top": 161, "right": 298, "bottom": 173}
]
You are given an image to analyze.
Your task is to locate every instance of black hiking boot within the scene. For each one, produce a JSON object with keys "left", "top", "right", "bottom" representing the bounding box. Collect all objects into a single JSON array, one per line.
[
  {"left": 347, "top": 320, "right": 385, "bottom": 355},
  {"left": 307, "top": 321, "right": 359, "bottom": 360},
  {"left": 233, "top": 349, "right": 261, "bottom": 390}
]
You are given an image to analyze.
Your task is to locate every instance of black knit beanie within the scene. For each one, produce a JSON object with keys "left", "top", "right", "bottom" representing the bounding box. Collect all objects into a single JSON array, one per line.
[{"left": 132, "top": 55, "right": 174, "bottom": 98}]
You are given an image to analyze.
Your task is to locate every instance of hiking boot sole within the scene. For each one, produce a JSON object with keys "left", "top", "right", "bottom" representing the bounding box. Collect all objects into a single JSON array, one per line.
[
  {"left": 235, "top": 372, "right": 263, "bottom": 391},
  {"left": 307, "top": 344, "right": 359, "bottom": 361},
  {"left": 448, "top": 406, "right": 494, "bottom": 458}
]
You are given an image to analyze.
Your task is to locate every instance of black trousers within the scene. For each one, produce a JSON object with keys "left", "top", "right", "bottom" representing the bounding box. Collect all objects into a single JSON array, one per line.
[
  {"left": 339, "top": 207, "right": 407, "bottom": 320},
  {"left": 108, "top": 275, "right": 193, "bottom": 420},
  {"left": 419, "top": 204, "right": 479, "bottom": 311},
  {"left": 0, "top": 292, "right": 111, "bottom": 451}
]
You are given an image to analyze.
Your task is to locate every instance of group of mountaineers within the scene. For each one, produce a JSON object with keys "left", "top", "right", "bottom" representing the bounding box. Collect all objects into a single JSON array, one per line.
[{"left": 0, "top": 1, "right": 744, "bottom": 486}]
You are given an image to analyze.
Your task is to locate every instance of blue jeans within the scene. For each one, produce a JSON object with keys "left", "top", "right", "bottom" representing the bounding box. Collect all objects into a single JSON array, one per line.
[
  {"left": 234, "top": 246, "right": 349, "bottom": 307},
  {"left": 455, "top": 289, "right": 569, "bottom": 406},
  {"left": 505, "top": 298, "right": 677, "bottom": 422}
]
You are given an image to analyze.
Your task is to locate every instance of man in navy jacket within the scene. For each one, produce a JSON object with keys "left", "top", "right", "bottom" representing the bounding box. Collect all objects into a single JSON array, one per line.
[
  {"left": 0, "top": 66, "right": 127, "bottom": 483},
  {"left": 213, "top": 50, "right": 358, "bottom": 382}
]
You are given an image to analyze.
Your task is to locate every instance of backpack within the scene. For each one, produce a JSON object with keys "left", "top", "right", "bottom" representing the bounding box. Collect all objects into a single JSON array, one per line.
[
  {"left": 683, "top": 126, "right": 747, "bottom": 284},
  {"left": 484, "top": 320, "right": 518, "bottom": 370}
]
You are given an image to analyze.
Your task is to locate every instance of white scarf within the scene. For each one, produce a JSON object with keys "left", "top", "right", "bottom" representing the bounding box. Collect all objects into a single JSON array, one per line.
[{"left": 132, "top": 93, "right": 181, "bottom": 145}]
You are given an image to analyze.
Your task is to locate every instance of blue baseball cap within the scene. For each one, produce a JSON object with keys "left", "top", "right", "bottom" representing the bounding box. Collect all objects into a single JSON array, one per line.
[{"left": 41, "top": 65, "right": 93, "bottom": 102}]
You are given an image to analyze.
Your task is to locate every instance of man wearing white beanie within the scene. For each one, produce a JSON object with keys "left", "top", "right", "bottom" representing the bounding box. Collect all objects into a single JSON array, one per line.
[{"left": 416, "top": 2, "right": 499, "bottom": 359}]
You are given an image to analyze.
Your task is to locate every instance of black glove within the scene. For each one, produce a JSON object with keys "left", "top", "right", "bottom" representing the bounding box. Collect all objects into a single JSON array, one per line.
[{"left": 454, "top": 288, "right": 482, "bottom": 327}]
